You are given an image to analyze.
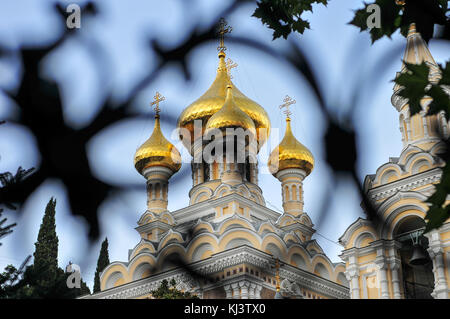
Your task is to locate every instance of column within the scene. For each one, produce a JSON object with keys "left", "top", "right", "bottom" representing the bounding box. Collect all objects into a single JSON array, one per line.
[
  {"left": 345, "top": 267, "right": 360, "bottom": 299},
  {"left": 406, "top": 118, "right": 411, "bottom": 142},
  {"left": 429, "top": 248, "right": 448, "bottom": 299},
  {"left": 231, "top": 283, "right": 240, "bottom": 299},
  {"left": 422, "top": 112, "right": 429, "bottom": 137},
  {"left": 426, "top": 230, "right": 449, "bottom": 299},
  {"left": 377, "top": 264, "right": 389, "bottom": 299},
  {"left": 374, "top": 245, "right": 389, "bottom": 299},
  {"left": 239, "top": 281, "right": 249, "bottom": 299},
  {"left": 224, "top": 284, "right": 232, "bottom": 299},
  {"left": 254, "top": 284, "right": 262, "bottom": 299},
  {"left": 390, "top": 263, "right": 402, "bottom": 299},
  {"left": 249, "top": 283, "right": 256, "bottom": 299}
]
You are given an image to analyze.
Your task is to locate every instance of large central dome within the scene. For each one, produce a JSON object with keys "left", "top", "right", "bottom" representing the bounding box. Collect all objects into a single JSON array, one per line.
[{"left": 177, "top": 51, "right": 270, "bottom": 153}]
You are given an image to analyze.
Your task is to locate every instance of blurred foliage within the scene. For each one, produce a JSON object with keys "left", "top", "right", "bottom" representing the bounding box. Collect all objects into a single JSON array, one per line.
[
  {"left": 394, "top": 61, "right": 450, "bottom": 231},
  {"left": 0, "top": 167, "right": 35, "bottom": 211},
  {"left": 0, "top": 0, "right": 448, "bottom": 293},
  {"left": 0, "top": 208, "right": 15, "bottom": 247},
  {"left": 150, "top": 279, "right": 199, "bottom": 299},
  {"left": 349, "top": 0, "right": 449, "bottom": 43},
  {"left": 252, "top": 0, "right": 328, "bottom": 39}
]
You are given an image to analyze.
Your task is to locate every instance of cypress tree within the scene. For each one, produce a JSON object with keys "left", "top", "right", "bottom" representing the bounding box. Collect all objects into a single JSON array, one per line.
[
  {"left": 93, "top": 237, "right": 110, "bottom": 293},
  {"left": 33, "top": 197, "right": 59, "bottom": 286}
]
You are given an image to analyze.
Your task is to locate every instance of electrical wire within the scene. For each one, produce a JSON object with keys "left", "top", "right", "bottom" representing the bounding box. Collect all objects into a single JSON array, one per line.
[{"left": 265, "top": 199, "right": 342, "bottom": 247}]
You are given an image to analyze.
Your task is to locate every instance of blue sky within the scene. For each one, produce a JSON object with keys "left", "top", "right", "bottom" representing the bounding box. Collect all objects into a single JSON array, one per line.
[{"left": 0, "top": 0, "right": 449, "bottom": 291}]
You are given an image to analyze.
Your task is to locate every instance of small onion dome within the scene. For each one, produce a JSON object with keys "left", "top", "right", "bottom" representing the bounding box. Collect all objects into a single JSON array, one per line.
[
  {"left": 268, "top": 117, "right": 314, "bottom": 176},
  {"left": 205, "top": 85, "right": 256, "bottom": 136},
  {"left": 134, "top": 115, "right": 182, "bottom": 175},
  {"left": 177, "top": 51, "right": 270, "bottom": 152}
]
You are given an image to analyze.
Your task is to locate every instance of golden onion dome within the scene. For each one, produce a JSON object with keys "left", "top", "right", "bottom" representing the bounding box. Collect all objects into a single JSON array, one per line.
[
  {"left": 134, "top": 114, "right": 182, "bottom": 175},
  {"left": 177, "top": 51, "right": 270, "bottom": 153},
  {"left": 205, "top": 85, "right": 256, "bottom": 134},
  {"left": 268, "top": 118, "right": 314, "bottom": 176}
]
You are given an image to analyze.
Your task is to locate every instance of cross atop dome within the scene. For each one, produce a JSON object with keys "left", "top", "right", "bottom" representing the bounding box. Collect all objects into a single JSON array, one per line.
[
  {"left": 217, "top": 17, "right": 232, "bottom": 53},
  {"left": 279, "top": 95, "right": 296, "bottom": 120},
  {"left": 151, "top": 91, "right": 165, "bottom": 117},
  {"left": 225, "top": 58, "right": 237, "bottom": 78}
]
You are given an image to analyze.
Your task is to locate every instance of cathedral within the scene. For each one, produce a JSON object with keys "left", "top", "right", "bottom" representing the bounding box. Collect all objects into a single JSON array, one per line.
[{"left": 81, "top": 22, "right": 450, "bottom": 299}]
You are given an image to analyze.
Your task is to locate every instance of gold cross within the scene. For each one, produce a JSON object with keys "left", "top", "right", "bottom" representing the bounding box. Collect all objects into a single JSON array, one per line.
[
  {"left": 151, "top": 91, "right": 165, "bottom": 116},
  {"left": 279, "top": 95, "right": 296, "bottom": 119},
  {"left": 217, "top": 17, "right": 232, "bottom": 53},
  {"left": 226, "top": 58, "right": 238, "bottom": 78}
]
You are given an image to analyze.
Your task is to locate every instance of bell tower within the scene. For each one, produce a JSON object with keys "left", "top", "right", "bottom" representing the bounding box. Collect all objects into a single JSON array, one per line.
[{"left": 392, "top": 23, "right": 449, "bottom": 150}]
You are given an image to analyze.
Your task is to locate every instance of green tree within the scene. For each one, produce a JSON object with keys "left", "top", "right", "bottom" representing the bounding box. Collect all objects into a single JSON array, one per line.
[
  {"left": 93, "top": 237, "right": 110, "bottom": 293},
  {"left": 0, "top": 198, "right": 91, "bottom": 298},
  {"left": 150, "top": 279, "right": 199, "bottom": 299},
  {"left": 32, "top": 198, "right": 59, "bottom": 287}
]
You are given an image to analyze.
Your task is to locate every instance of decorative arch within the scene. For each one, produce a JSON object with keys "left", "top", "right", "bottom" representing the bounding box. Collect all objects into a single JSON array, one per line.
[
  {"left": 236, "top": 184, "right": 251, "bottom": 198},
  {"left": 377, "top": 191, "right": 427, "bottom": 222},
  {"left": 156, "top": 244, "right": 186, "bottom": 271},
  {"left": 373, "top": 163, "right": 402, "bottom": 186},
  {"left": 192, "top": 221, "right": 214, "bottom": 234},
  {"left": 100, "top": 262, "right": 128, "bottom": 291},
  {"left": 287, "top": 245, "right": 312, "bottom": 271},
  {"left": 391, "top": 211, "right": 425, "bottom": 237},
  {"left": 186, "top": 233, "right": 219, "bottom": 260},
  {"left": 311, "top": 255, "right": 334, "bottom": 280},
  {"left": 225, "top": 237, "right": 254, "bottom": 250},
  {"left": 398, "top": 144, "right": 423, "bottom": 165},
  {"left": 190, "top": 186, "right": 213, "bottom": 204},
  {"left": 128, "top": 254, "right": 157, "bottom": 278},
  {"left": 217, "top": 214, "right": 255, "bottom": 235},
  {"left": 299, "top": 214, "right": 313, "bottom": 227},
  {"left": 137, "top": 211, "right": 157, "bottom": 225},
  {"left": 129, "top": 240, "right": 156, "bottom": 260},
  {"left": 132, "top": 262, "right": 153, "bottom": 280},
  {"left": 404, "top": 152, "right": 434, "bottom": 174},
  {"left": 355, "top": 232, "right": 376, "bottom": 248},
  {"left": 158, "top": 211, "right": 175, "bottom": 225},
  {"left": 283, "top": 232, "right": 300, "bottom": 245},
  {"left": 105, "top": 271, "right": 125, "bottom": 290},
  {"left": 306, "top": 240, "right": 324, "bottom": 255},
  {"left": 218, "top": 229, "right": 261, "bottom": 250},
  {"left": 336, "top": 272, "right": 349, "bottom": 287},
  {"left": 379, "top": 195, "right": 428, "bottom": 239},
  {"left": 313, "top": 263, "right": 331, "bottom": 280},
  {"left": 190, "top": 243, "right": 215, "bottom": 262},
  {"left": 214, "top": 184, "right": 233, "bottom": 199},
  {"left": 339, "top": 218, "right": 378, "bottom": 249},
  {"left": 261, "top": 234, "right": 288, "bottom": 261},
  {"left": 158, "top": 230, "right": 184, "bottom": 251},
  {"left": 258, "top": 221, "right": 277, "bottom": 236}
]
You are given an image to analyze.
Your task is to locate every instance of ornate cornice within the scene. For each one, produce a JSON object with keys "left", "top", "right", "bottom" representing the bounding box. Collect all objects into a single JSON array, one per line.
[
  {"left": 367, "top": 168, "right": 441, "bottom": 202},
  {"left": 82, "top": 246, "right": 349, "bottom": 300}
]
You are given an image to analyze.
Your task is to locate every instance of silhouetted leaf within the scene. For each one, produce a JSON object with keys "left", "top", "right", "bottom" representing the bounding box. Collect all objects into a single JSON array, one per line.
[
  {"left": 395, "top": 61, "right": 430, "bottom": 116},
  {"left": 252, "top": 0, "right": 327, "bottom": 40},
  {"left": 349, "top": 0, "right": 448, "bottom": 43}
]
